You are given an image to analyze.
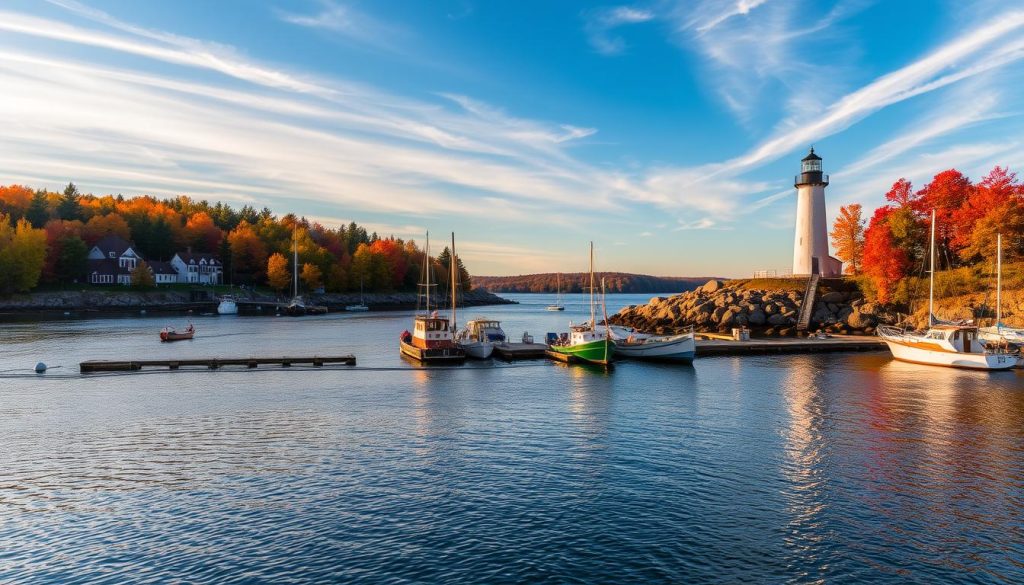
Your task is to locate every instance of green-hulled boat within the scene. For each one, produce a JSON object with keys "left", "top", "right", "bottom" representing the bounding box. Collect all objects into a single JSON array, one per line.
[
  {"left": 546, "top": 325, "right": 615, "bottom": 365},
  {"left": 546, "top": 242, "right": 615, "bottom": 366}
]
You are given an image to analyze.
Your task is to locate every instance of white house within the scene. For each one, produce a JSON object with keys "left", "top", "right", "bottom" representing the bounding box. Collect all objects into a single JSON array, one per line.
[{"left": 171, "top": 250, "right": 223, "bottom": 285}]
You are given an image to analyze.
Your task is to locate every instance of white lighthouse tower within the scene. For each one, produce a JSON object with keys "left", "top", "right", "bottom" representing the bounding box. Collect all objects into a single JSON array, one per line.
[{"left": 792, "top": 148, "right": 842, "bottom": 276}]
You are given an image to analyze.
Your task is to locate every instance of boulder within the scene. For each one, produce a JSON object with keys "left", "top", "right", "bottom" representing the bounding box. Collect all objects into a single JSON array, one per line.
[
  {"left": 701, "top": 280, "right": 723, "bottom": 294},
  {"left": 847, "top": 311, "right": 876, "bottom": 329},
  {"left": 748, "top": 309, "right": 767, "bottom": 326},
  {"left": 820, "top": 291, "right": 844, "bottom": 304},
  {"left": 767, "top": 313, "right": 788, "bottom": 326},
  {"left": 720, "top": 309, "right": 738, "bottom": 326}
]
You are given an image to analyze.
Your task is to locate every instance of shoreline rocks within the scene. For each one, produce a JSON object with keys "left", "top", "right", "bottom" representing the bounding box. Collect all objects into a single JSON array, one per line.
[{"left": 609, "top": 279, "right": 890, "bottom": 337}]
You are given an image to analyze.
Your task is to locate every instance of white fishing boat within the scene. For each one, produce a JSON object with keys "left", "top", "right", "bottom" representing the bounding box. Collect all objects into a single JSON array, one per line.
[
  {"left": 877, "top": 211, "right": 1017, "bottom": 371},
  {"left": 608, "top": 324, "right": 696, "bottom": 363},
  {"left": 346, "top": 277, "right": 369, "bottom": 312},
  {"left": 546, "top": 273, "right": 565, "bottom": 311},
  {"left": 217, "top": 295, "right": 238, "bottom": 314},
  {"left": 456, "top": 318, "right": 505, "bottom": 359},
  {"left": 979, "top": 233, "right": 1024, "bottom": 347}
]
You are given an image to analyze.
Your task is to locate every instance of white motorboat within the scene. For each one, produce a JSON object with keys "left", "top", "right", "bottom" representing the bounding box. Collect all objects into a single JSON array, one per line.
[
  {"left": 877, "top": 211, "right": 1018, "bottom": 370},
  {"left": 609, "top": 325, "right": 696, "bottom": 362},
  {"left": 546, "top": 273, "right": 565, "bottom": 311},
  {"left": 456, "top": 318, "right": 506, "bottom": 359},
  {"left": 217, "top": 295, "right": 238, "bottom": 315}
]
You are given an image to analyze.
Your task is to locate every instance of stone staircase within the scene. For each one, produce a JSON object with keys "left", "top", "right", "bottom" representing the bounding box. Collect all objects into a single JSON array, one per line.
[{"left": 796, "top": 273, "right": 821, "bottom": 331}]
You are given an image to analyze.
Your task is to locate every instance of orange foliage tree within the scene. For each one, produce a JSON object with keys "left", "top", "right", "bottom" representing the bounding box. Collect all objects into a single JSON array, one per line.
[{"left": 830, "top": 204, "right": 865, "bottom": 275}]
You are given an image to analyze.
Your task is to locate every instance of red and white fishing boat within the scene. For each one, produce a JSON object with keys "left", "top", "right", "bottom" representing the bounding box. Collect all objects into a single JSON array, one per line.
[
  {"left": 399, "top": 232, "right": 465, "bottom": 363},
  {"left": 160, "top": 323, "right": 195, "bottom": 342}
]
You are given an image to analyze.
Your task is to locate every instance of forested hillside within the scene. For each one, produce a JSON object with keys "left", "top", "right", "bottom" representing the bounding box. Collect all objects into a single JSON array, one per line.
[{"left": 473, "top": 273, "right": 716, "bottom": 294}]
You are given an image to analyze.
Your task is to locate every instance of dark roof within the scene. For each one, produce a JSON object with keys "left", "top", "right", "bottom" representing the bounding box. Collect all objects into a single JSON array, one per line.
[
  {"left": 148, "top": 260, "right": 176, "bottom": 275},
  {"left": 175, "top": 251, "right": 221, "bottom": 265},
  {"left": 87, "top": 258, "right": 132, "bottom": 276},
  {"left": 92, "top": 234, "right": 135, "bottom": 257},
  {"left": 802, "top": 147, "right": 821, "bottom": 161}
]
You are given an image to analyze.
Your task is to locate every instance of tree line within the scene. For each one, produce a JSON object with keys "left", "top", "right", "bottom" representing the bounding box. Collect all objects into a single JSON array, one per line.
[
  {"left": 829, "top": 166, "right": 1022, "bottom": 303},
  {"left": 473, "top": 273, "right": 712, "bottom": 294},
  {"left": 0, "top": 183, "right": 471, "bottom": 295}
]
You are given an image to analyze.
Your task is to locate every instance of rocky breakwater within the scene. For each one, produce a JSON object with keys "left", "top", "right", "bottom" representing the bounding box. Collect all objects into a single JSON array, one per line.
[{"left": 609, "top": 279, "right": 888, "bottom": 337}]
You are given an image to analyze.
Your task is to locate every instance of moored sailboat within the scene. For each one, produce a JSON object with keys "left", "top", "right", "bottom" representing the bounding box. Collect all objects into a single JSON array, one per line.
[
  {"left": 346, "top": 277, "right": 370, "bottom": 312},
  {"left": 546, "top": 243, "right": 614, "bottom": 365},
  {"left": 284, "top": 228, "right": 307, "bottom": 316},
  {"left": 877, "top": 211, "right": 1017, "bottom": 370},
  {"left": 399, "top": 232, "right": 466, "bottom": 362},
  {"left": 546, "top": 273, "right": 565, "bottom": 311},
  {"left": 979, "top": 233, "right": 1024, "bottom": 347}
]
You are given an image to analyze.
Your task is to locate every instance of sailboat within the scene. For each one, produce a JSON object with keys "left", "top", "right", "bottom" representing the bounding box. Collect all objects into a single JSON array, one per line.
[
  {"left": 877, "top": 211, "right": 1017, "bottom": 370},
  {"left": 284, "top": 228, "right": 306, "bottom": 316},
  {"left": 346, "top": 276, "right": 370, "bottom": 312},
  {"left": 546, "top": 242, "right": 615, "bottom": 365},
  {"left": 979, "top": 233, "right": 1024, "bottom": 347},
  {"left": 399, "top": 232, "right": 466, "bottom": 362},
  {"left": 546, "top": 273, "right": 565, "bottom": 311}
]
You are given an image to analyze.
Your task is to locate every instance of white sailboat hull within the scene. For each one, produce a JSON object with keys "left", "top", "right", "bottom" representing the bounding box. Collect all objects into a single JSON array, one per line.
[
  {"left": 882, "top": 339, "right": 1016, "bottom": 370},
  {"left": 217, "top": 300, "right": 238, "bottom": 314},
  {"left": 459, "top": 340, "right": 495, "bottom": 359},
  {"left": 615, "top": 333, "right": 696, "bottom": 362}
]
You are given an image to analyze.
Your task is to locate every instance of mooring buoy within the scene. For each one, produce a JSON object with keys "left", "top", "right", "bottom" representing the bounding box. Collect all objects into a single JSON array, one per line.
[{"left": 34, "top": 362, "right": 47, "bottom": 373}]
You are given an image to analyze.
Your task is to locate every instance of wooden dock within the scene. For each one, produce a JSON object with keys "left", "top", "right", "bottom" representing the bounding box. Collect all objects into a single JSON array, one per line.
[
  {"left": 494, "top": 343, "right": 548, "bottom": 360},
  {"left": 80, "top": 355, "right": 356, "bottom": 373},
  {"left": 695, "top": 335, "right": 885, "bottom": 356}
]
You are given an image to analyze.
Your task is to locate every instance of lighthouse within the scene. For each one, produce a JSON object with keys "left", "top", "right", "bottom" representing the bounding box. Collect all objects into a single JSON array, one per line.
[{"left": 792, "top": 148, "right": 842, "bottom": 276}]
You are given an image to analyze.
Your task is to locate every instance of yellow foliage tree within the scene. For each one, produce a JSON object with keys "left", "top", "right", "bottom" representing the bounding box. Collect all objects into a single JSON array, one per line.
[
  {"left": 301, "top": 263, "right": 322, "bottom": 291},
  {"left": 267, "top": 253, "right": 290, "bottom": 293},
  {"left": 131, "top": 260, "right": 155, "bottom": 288},
  {"left": 0, "top": 214, "right": 48, "bottom": 294}
]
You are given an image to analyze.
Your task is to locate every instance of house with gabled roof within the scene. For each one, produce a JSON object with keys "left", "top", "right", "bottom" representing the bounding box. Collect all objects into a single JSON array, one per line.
[
  {"left": 171, "top": 249, "right": 223, "bottom": 285},
  {"left": 87, "top": 235, "right": 142, "bottom": 285}
]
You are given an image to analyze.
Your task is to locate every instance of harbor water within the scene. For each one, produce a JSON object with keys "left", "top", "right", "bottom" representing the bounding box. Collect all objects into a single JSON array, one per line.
[{"left": 1, "top": 293, "right": 1022, "bottom": 583}]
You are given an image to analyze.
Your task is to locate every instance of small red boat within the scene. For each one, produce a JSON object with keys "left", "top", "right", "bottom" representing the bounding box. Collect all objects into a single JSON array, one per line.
[{"left": 160, "top": 323, "right": 195, "bottom": 342}]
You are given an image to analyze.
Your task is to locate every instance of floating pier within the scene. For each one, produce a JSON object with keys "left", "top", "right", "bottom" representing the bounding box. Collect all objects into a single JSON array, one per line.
[
  {"left": 494, "top": 343, "right": 548, "bottom": 360},
  {"left": 695, "top": 335, "right": 885, "bottom": 356},
  {"left": 80, "top": 355, "right": 356, "bottom": 373}
]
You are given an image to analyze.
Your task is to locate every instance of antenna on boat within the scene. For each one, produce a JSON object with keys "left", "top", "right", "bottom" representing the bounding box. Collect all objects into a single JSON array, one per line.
[
  {"left": 928, "top": 209, "right": 936, "bottom": 328},
  {"left": 425, "top": 231, "right": 431, "bottom": 313}
]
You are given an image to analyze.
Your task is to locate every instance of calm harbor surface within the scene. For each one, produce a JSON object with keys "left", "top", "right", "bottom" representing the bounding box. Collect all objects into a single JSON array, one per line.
[{"left": 1, "top": 293, "right": 1022, "bottom": 583}]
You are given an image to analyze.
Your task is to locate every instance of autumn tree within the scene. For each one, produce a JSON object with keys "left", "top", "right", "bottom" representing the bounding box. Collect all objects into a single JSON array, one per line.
[
  {"left": 861, "top": 207, "right": 910, "bottom": 304},
  {"left": 300, "top": 263, "right": 322, "bottom": 291},
  {"left": 183, "top": 211, "right": 224, "bottom": 252},
  {"left": 266, "top": 252, "right": 290, "bottom": 293},
  {"left": 0, "top": 214, "right": 48, "bottom": 294},
  {"left": 960, "top": 202, "right": 1024, "bottom": 262},
  {"left": 952, "top": 166, "right": 1022, "bottom": 255},
  {"left": 131, "top": 260, "right": 155, "bottom": 288},
  {"left": 0, "top": 185, "right": 33, "bottom": 220},
  {"left": 830, "top": 204, "right": 865, "bottom": 275},
  {"left": 82, "top": 213, "right": 132, "bottom": 245},
  {"left": 227, "top": 220, "right": 268, "bottom": 284},
  {"left": 915, "top": 170, "right": 972, "bottom": 262}
]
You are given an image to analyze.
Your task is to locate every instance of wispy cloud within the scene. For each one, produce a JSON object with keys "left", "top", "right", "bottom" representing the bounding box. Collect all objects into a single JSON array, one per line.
[
  {"left": 276, "top": 0, "right": 401, "bottom": 49},
  {"left": 693, "top": 0, "right": 770, "bottom": 33},
  {"left": 584, "top": 6, "right": 655, "bottom": 55}
]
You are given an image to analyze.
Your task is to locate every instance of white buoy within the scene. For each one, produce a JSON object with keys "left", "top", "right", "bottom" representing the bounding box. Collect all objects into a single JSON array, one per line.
[
  {"left": 63, "top": 311, "right": 71, "bottom": 316},
  {"left": 140, "top": 309, "right": 147, "bottom": 315},
  {"left": 34, "top": 362, "right": 47, "bottom": 373}
]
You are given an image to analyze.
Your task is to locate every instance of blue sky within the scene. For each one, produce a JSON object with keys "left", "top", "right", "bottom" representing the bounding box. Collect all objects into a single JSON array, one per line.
[{"left": 1, "top": 0, "right": 1023, "bottom": 277}]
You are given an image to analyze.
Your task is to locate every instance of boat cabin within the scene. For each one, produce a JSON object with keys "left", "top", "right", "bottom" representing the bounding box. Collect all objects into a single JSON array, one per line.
[
  {"left": 410, "top": 315, "right": 455, "bottom": 349},
  {"left": 462, "top": 319, "right": 506, "bottom": 343},
  {"left": 926, "top": 325, "right": 981, "bottom": 353}
]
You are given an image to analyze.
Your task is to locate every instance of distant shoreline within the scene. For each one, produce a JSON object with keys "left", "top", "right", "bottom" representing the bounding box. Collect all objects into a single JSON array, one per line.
[{"left": 0, "top": 288, "right": 515, "bottom": 319}]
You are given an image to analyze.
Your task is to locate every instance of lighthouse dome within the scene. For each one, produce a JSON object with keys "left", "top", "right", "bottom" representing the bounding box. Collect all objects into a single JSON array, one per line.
[
  {"left": 801, "top": 147, "right": 822, "bottom": 173},
  {"left": 802, "top": 147, "right": 821, "bottom": 161}
]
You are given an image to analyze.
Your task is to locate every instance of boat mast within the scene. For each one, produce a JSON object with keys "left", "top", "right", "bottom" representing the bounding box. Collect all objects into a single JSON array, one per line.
[
  {"left": 997, "top": 232, "right": 1002, "bottom": 330},
  {"left": 928, "top": 209, "right": 936, "bottom": 328},
  {"left": 425, "top": 231, "right": 431, "bottom": 312},
  {"left": 293, "top": 226, "right": 298, "bottom": 298},
  {"left": 601, "top": 277, "right": 610, "bottom": 341},
  {"left": 451, "top": 232, "right": 457, "bottom": 331},
  {"left": 589, "top": 241, "right": 595, "bottom": 331}
]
